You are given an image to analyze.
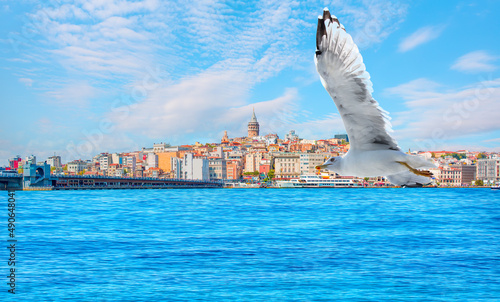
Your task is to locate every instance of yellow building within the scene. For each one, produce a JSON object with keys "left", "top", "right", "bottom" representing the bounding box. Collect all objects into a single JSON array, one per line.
[{"left": 157, "top": 152, "right": 180, "bottom": 173}]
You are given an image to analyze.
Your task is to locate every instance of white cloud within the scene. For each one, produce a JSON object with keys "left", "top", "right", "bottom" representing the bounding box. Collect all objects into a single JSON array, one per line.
[
  {"left": 451, "top": 50, "right": 498, "bottom": 73},
  {"left": 329, "top": 0, "right": 408, "bottom": 49},
  {"left": 19, "top": 77, "right": 33, "bottom": 87},
  {"left": 387, "top": 77, "right": 500, "bottom": 150},
  {"left": 45, "top": 81, "right": 99, "bottom": 108},
  {"left": 483, "top": 138, "right": 500, "bottom": 143},
  {"left": 4, "top": 0, "right": 411, "bottom": 161},
  {"left": 108, "top": 67, "right": 299, "bottom": 141},
  {"left": 398, "top": 25, "right": 444, "bottom": 52}
]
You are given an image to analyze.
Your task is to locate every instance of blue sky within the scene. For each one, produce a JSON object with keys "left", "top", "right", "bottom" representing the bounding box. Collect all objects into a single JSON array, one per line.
[{"left": 1, "top": 0, "right": 500, "bottom": 164}]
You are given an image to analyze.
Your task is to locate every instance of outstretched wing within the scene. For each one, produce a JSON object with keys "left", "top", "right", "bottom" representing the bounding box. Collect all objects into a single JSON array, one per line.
[{"left": 315, "top": 8, "right": 399, "bottom": 151}]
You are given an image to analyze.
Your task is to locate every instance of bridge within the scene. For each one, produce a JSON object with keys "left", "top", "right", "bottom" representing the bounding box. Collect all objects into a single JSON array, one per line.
[
  {"left": 52, "top": 175, "right": 222, "bottom": 190},
  {"left": 0, "top": 173, "right": 23, "bottom": 191},
  {"left": 2, "top": 162, "right": 223, "bottom": 190}
]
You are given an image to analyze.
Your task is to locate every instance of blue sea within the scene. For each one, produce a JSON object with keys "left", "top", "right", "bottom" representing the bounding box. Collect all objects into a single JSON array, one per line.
[{"left": 4, "top": 188, "right": 500, "bottom": 301}]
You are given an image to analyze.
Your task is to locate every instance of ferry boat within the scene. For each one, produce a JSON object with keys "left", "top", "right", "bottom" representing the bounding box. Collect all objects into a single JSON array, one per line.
[
  {"left": 276, "top": 174, "right": 363, "bottom": 188},
  {"left": 492, "top": 186, "right": 500, "bottom": 190}
]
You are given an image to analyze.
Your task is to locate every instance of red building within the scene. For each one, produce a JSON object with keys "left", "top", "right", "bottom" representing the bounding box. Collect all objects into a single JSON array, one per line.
[{"left": 9, "top": 156, "right": 22, "bottom": 170}]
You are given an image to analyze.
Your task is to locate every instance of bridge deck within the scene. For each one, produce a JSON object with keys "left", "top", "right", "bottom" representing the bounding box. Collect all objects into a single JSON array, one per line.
[{"left": 0, "top": 174, "right": 23, "bottom": 191}]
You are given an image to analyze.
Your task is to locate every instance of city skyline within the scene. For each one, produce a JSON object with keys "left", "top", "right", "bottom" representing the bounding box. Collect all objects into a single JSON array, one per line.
[{"left": 1, "top": 0, "right": 500, "bottom": 164}]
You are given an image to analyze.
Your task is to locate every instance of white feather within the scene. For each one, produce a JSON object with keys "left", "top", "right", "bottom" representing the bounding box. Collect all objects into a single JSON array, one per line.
[
  {"left": 315, "top": 11, "right": 399, "bottom": 152},
  {"left": 315, "top": 9, "right": 436, "bottom": 187}
]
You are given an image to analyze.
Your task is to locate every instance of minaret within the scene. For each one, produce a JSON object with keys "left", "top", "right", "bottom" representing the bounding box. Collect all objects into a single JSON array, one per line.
[{"left": 247, "top": 108, "right": 260, "bottom": 138}]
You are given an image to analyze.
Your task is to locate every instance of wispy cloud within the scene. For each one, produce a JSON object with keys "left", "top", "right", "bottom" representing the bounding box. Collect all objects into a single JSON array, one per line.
[
  {"left": 483, "top": 138, "right": 500, "bottom": 143},
  {"left": 387, "top": 77, "right": 500, "bottom": 150},
  {"left": 108, "top": 68, "right": 299, "bottom": 141},
  {"left": 44, "top": 81, "right": 99, "bottom": 108},
  {"left": 2, "top": 0, "right": 413, "bottom": 162},
  {"left": 398, "top": 25, "right": 445, "bottom": 52},
  {"left": 451, "top": 50, "right": 498, "bottom": 73},
  {"left": 19, "top": 77, "right": 33, "bottom": 87},
  {"left": 331, "top": 0, "right": 408, "bottom": 49}
]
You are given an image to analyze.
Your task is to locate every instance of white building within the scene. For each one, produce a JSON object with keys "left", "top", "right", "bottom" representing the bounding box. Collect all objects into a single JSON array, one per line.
[
  {"left": 146, "top": 153, "right": 158, "bottom": 169},
  {"left": 300, "top": 153, "right": 329, "bottom": 175},
  {"left": 210, "top": 146, "right": 225, "bottom": 159},
  {"left": 153, "top": 143, "right": 170, "bottom": 153},
  {"left": 245, "top": 153, "right": 262, "bottom": 173},
  {"left": 111, "top": 153, "right": 122, "bottom": 165},
  {"left": 477, "top": 158, "right": 500, "bottom": 184},
  {"left": 274, "top": 153, "right": 300, "bottom": 179},
  {"left": 67, "top": 160, "right": 87, "bottom": 174},
  {"left": 47, "top": 155, "right": 62, "bottom": 171},
  {"left": 99, "top": 154, "right": 111, "bottom": 170},
  {"left": 26, "top": 155, "right": 36, "bottom": 165},
  {"left": 208, "top": 157, "right": 227, "bottom": 180},
  {"left": 171, "top": 153, "right": 209, "bottom": 181},
  {"left": 124, "top": 156, "right": 136, "bottom": 173}
]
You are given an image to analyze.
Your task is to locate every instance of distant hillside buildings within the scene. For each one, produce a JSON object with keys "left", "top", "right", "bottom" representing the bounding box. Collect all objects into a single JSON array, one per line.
[{"left": 4, "top": 110, "right": 499, "bottom": 187}]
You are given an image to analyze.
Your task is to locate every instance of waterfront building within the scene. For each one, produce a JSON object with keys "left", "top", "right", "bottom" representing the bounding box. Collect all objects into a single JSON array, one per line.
[
  {"left": 477, "top": 158, "right": 500, "bottom": 184},
  {"left": 431, "top": 163, "right": 477, "bottom": 186},
  {"left": 226, "top": 160, "right": 242, "bottom": 180},
  {"left": 111, "top": 153, "right": 122, "bottom": 165},
  {"left": 171, "top": 153, "right": 209, "bottom": 181},
  {"left": 107, "top": 163, "right": 120, "bottom": 176},
  {"left": 67, "top": 160, "right": 87, "bottom": 174},
  {"left": 124, "top": 156, "right": 136, "bottom": 173},
  {"left": 300, "top": 153, "right": 329, "bottom": 174},
  {"left": 273, "top": 153, "right": 300, "bottom": 179},
  {"left": 245, "top": 153, "right": 262, "bottom": 173},
  {"left": 247, "top": 109, "right": 260, "bottom": 138},
  {"left": 145, "top": 153, "right": 158, "bottom": 169},
  {"left": 259, "top": 160, "right": 271, "bottom": 175},
  {"left": 157, "top": 151, "right": 181, "bottom": 173},
  {"left": 99, "top": 154, "right": 111, "bottom": 170},
  {"left": 144, "top": 167, "right": 160, "bottom": 178},
  {"left": 9, "top": 156, "right": 22, "bottom": 170},
  {"left": 208, "top": 157, "right": 227, "bottom": 180},
  {"left": 47, "top": 155, "right": 62, "bottom": 169}
]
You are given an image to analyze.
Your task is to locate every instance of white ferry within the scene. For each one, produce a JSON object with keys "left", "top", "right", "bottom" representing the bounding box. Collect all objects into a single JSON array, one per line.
[{"left": 276, "top": 174, "right": 363, "bottom": 188}]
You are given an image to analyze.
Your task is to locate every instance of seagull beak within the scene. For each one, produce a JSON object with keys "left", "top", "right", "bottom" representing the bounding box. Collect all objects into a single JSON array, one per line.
[{"left": 315, "top": 164, "right": 328, "bottom": 170}]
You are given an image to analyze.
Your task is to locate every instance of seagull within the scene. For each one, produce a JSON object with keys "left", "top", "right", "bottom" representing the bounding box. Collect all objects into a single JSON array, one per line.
[{"left": 314, "top": 8, "right": 435, "bottom": 187}]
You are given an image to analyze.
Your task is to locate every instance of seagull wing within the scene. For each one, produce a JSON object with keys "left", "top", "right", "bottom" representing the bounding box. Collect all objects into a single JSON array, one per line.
[{"left": 315, "top": 8, "right": 399, "bottom": 151}]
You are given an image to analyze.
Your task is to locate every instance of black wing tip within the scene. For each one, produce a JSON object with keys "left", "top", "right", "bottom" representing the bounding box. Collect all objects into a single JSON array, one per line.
[{"left": 316, "top": 8, "right": 341, "bottom": 55}]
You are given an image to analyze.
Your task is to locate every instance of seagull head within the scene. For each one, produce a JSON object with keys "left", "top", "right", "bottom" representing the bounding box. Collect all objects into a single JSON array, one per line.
[{"left": 315, "top": 156, "right": 341, "bottom": 172}]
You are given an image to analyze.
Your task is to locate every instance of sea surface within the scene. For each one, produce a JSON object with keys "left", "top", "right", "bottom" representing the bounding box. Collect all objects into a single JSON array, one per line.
[{"left": 3, "top": 188, "right": 500, "bottom": 301}]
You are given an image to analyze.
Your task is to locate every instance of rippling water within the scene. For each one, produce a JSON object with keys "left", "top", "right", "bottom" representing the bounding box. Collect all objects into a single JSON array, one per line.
[{"left": 5, "top": 188, "right": 500, "bottom": 301}]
